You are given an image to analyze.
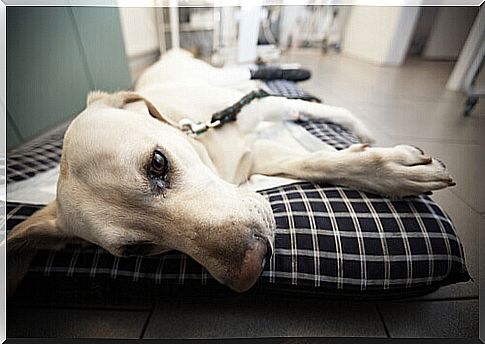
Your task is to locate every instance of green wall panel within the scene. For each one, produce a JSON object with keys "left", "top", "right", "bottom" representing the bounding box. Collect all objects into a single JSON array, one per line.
[
  {"left": 7, "top": 7, "right": 92, "bottom": 148},
  {"left": 7, "top": 6, "right": 133, "bottom": 150},
  {"left": 70, "top": 7, "right": 132, "bottom": 91},
  {"left": 6, "top": 112, "right": 23, "bottom": 149}
]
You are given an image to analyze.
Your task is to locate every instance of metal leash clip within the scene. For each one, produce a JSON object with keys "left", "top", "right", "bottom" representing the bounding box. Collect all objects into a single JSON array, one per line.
[{"left": 179, "top": 118, "right": 222, "bottom": 136}]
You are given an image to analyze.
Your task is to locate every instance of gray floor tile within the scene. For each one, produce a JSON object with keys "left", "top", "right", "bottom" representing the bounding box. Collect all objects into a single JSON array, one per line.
[
  {"left": 143, "top": 295, "right": 387, "bottom": 339},
  {"left": 378, "top": 299, "right": 478, "bottom": 338},
  {"left": 348, "top": 100, "right": 480, "bottom": 144},
  {"left": 283, "top": 51, "right": 462, "bottom": 104},
  {"left": 405, "top": 282, "right": 478, "bottom": 301},
  {"left": 7, "top": 307, "right": 150, "bottom": 338}
]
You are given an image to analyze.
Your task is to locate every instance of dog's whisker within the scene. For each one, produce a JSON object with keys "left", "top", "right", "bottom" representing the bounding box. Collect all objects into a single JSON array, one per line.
[{"left": 271, "top": 204, "right": 286, "bottom": 213}]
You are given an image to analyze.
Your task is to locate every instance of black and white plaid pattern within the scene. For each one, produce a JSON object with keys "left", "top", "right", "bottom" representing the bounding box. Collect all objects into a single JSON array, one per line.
[
  {"left": 6, "top": 130, "right": 65, "bottom": 184},
  {"left": 264, "top": 80, "right": 322, "bottom": 103},
  {"left": 6, "top": 183, "right": 469, "bottom": 295},
  {"left": 297, "top": 119, "right": 361, "bottom": 151},
  {"left": 259, "top": 183, "right": 468, "bottom": 291}
]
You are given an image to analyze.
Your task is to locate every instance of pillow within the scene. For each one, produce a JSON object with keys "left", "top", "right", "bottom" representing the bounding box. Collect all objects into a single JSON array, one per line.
[
  {"left": 7, "top": 178, "right": 470, "bottom": 302},
  {"left": 6, "top": 128, "right": 65, "bottom": 184}
]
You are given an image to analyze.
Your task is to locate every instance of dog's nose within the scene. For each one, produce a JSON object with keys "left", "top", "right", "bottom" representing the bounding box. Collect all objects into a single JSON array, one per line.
[
  {"left": 225, "top": 233, "right": 273, "bottom": 293},
  {"left": 255, "top": 232, "right": 273, "bottom": 270}
]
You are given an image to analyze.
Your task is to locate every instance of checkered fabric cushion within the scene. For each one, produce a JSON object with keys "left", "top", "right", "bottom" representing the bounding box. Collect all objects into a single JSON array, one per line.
[
  {"left": 6, "top": 130, "right": 65, "bottom": 184},
  {"left": 6, "top": 183, "right": 469, "bottom": 298},
  {"left": 297, "top": 119, "right": 361, "bottom": 151},
  {"left": 264, "top": 80, "right": 322, "bottom": 103}
]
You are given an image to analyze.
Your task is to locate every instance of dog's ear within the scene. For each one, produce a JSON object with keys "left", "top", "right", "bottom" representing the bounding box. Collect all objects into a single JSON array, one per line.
[
  {"left": 6, "top": 201, "right": 68, "bottom": 298},
  {"left": 86, "top": 90, "right": 179, "bottom": 127}
]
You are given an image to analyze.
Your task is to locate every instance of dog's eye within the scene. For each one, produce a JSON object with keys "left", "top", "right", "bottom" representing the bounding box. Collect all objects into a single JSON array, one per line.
[
  {"left": 150, "top": 150, "right": 167, "bottom": 176},
  {"left": 147, "top": 149, "right": 171, "bottom": 193}
]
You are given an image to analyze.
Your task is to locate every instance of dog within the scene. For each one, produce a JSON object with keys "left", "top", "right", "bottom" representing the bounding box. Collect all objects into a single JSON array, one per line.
[{"left": 6, "top": 49, "right": 455, "bottom": 296}]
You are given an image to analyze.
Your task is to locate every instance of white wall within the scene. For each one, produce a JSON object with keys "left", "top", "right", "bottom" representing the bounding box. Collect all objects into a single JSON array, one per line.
[
  {"left": 342, "top": 6, "right": 420, "bottom": 66},
  {"left": 117, "top": 4, "right": 160, "bottom": 80},
  {"left": 423, "top": 7, "right": 478, "bottom": 60},
  {"left": 118, "top": 5, "right": 159, "bottom": 58}
]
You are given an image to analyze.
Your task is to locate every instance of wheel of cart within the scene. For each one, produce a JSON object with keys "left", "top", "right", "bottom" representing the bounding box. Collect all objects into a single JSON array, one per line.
[{"left": 464, "top": 96, "right": 479, "bottom": 116}]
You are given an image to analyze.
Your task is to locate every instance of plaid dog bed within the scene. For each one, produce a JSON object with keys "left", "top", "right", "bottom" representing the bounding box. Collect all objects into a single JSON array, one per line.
[
  {"left": 6, "top": 182, "right": 470, "bottom": 299},
  {"left": 5, "top": 137, "right": 470, "bottom": 300},
  {"left": 5, "top": 82, "right": 470, "bottom": 301}
]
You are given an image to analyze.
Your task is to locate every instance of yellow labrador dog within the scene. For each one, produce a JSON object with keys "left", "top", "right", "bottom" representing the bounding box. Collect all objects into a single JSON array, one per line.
[{"left": 7, "top": 49, "right": 455, "bottom": 295}]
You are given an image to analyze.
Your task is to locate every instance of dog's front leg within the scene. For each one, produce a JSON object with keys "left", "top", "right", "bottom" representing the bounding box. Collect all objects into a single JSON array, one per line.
[
  {"left": 249, "top": 97, "right": 375, "bottom": 144},
  {"left": 250, "top": 140, "right": 455, "bottom": 198}
]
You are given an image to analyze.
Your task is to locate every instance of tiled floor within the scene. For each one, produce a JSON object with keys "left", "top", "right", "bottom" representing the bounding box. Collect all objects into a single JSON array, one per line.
[{"left": 8, "top": 49, "right": 482, "bottom": 339}]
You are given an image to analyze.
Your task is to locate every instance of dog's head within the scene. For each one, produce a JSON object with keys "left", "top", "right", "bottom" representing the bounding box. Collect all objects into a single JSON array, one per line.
[{"left": 7, "top": 91, "right": 275, "bottom": 293}]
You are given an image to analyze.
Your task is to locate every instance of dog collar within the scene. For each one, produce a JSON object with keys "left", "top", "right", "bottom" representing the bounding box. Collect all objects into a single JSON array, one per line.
[{"left": 178, "top": 88, "right": 272, "bottom": 136}]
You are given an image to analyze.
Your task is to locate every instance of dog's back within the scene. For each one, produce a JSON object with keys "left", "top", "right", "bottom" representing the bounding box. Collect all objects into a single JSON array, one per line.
[{"left": 134, "top": 49, "right": 260, "bottom": 123}]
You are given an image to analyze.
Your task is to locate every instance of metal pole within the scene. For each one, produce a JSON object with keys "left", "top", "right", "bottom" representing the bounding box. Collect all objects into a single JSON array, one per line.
[
  {"left": 169, "top": 0, "right": 180, "bottom": 49},
  {"left": 237, "top": 0, "right": 262, "bottom": 63},
  {"left": 155, "top": 0, "right": 167, "bottom": 54}
]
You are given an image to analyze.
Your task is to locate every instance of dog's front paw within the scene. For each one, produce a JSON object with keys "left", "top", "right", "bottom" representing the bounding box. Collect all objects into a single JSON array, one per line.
[{"left": 347, "top": 144, "right": 455, "bottom": 198}]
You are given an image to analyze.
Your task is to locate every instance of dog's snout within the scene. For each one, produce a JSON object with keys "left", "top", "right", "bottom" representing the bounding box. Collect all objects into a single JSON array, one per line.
[{"left": 225, "top": 231, "right": 273, "bottom": 293}]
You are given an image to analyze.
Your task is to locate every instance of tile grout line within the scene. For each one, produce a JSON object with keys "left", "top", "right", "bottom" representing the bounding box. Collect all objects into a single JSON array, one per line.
[
  {"left": 139, "top": 300, "right": 157, "bottom": 339},
  {"left": 375, "top": 304, "right": 391, "bottom": 338},
  {"left": 449, "top": 189, "right": 482, "bottom": 215}
]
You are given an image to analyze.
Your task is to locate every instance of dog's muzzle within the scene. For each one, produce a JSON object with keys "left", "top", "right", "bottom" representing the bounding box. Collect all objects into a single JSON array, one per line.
[{"left": 224, "top": 232, "right": 273, "bottom": 293}]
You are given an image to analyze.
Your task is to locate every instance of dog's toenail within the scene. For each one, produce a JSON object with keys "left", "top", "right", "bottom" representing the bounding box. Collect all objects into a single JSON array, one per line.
[
  {"left": 421, "top": 156, "right": 432, "bottom": 164},
  {"left": 436, "top": 159, "right": 446, "bottom": 168},
  {"left": 411, "top": 145, "right": 425, "bottom": 155}
]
